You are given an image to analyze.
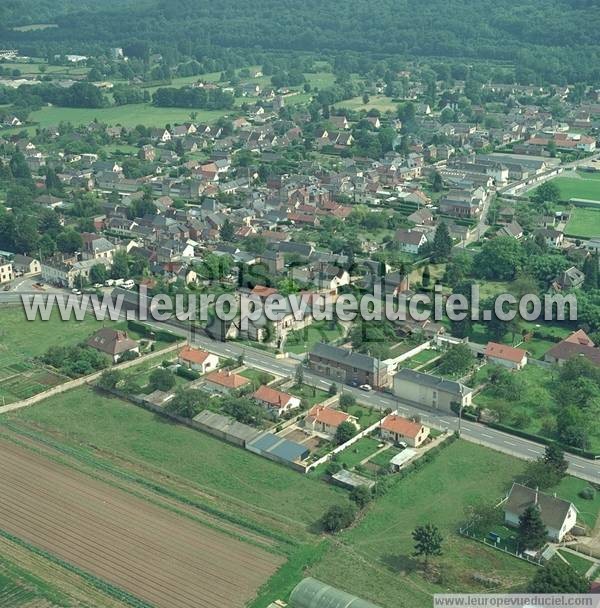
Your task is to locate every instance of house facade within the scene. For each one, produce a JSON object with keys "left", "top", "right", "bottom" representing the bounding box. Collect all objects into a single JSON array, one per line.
[
  {"left": 393, "top": 368, "right": 473, "bottom": 412},
  {"left": 0, "top": 258, "right": 14, "bottom": 284},
  {"left": 380, "top": 414, "right": 430, "bottom": 447},
  {"left": 308, "top": 343, "right": 390, "bottom": 389},
  {"left": 178, "top": 345, "right": 219, "bottom": 374}
]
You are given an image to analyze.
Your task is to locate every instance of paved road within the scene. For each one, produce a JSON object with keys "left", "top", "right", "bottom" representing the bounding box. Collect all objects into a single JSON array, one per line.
[{"left": 1, "top": 290, "right": 598, "bottom": 483}]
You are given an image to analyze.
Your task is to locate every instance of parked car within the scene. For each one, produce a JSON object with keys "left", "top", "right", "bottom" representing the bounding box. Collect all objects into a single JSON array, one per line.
[
  {"left": 71, "top": 288, "right": 82, "bottom": 295},
  {"left": 359, "top": 384, "right": 373, "bottom": 392}
]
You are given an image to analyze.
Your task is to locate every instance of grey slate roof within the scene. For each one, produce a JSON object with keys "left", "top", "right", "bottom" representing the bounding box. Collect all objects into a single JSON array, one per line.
[
  {"left": 394, "top": 368, "right": 472, "bottom": 397},
  {"left": 311, "top": 343, "right": 380, "bottom": 374},
  {"left": 504, "top": 483, "right": 575, "bottom": 531}
]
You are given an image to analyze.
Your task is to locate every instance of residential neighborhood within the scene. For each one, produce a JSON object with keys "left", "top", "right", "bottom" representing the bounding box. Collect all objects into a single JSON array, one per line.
[{"left": 0, "top": 5, "right": 599, "bottom": 608}]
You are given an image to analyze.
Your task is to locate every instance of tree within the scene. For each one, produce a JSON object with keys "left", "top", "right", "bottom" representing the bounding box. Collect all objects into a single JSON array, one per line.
[
  {"left": 56, "top": 229, "right": 83, "bottom": 254},
  {"left": 474, "top": 237, "right": 524, "bottom": 281},
  {"left": 529, "top": 559, "right": 590, "bottom": 593},
  {"left": 533, "top": 181, "right": 560, "bottom": 205},
  {"left": 438, "top": 344, "right": 473, "bottom": 376},
  {"left": 111, "top": 251, "right": 130, "bottom": 279},
  {"left": 543, "top": 443, "right": 568, "bottom": 480},
  {"left": 328, "top": 382, "right": 338, "bottom": 396},
  {"left": 517, "top": 505, "right": 547, "bottom": 551},
  {"left": 350, "top": 485, "right": 372, "bottom": 509},
  {"left": 422, "top": 265, "right": 431, "bottom": 288},
  {"left": 431, "top": 222, "right": 452, "bottom": 262},
  {"left": 149, "top": 368, "right": 176, "bottom": 392},
  {"left": 412, "top": 524, "right": 443, "bottom": 564},
  {"left": 322, "top": 503, "right": 356, "bottom": 533},
  {"left": 432, "top": 171, "right": 444, "bottom": 192},
  {"left": 464, "top": 502, "right": 501, "bottom": 534},
  {"left": 166, "top": 389, "right": 203, "bottom": 418},
  {"left": 90, "top": 264, "right": 108, "bottom": 285},
  {"left": 97, "top": 369, "right": 122, "bottom": 391},
  {"left": 335, "top": 421, "right": 357, "bottom": 445},
  {"left": 583, "top": 253, "right": 599, "bottom": 290},
  {"left": 220, "top": 218, "right": 235, "bottom": 242},
  {"left": 294, "top": 365, "right": 304, "bottom": 386},
  {"left": 339, "top": 393, "right": 356, "bottom": 408}
]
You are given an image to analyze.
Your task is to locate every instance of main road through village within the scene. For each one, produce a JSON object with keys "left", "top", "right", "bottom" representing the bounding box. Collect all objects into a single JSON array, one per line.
[{"left": 1, "top": 288, "right": 598, "bottom": 484}]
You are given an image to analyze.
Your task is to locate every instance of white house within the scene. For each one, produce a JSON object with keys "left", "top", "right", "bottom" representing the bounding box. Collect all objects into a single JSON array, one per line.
[
  {"left": 484, "top": 342, "right": 528, "bottom": 370},
  {"left": 380, "top": 414, "right": 430, "bottom": 447},
  {"left": 178, "top": 345, "right": 219, "bottom": 374},
  {"left": 394, "top": 228, "right": 428, "bottom": 254},
  {"left": 0, "top": 257, "right": 14, "bottom": 284},
  {"left": 252, "top": 385, "right": 301, "bottom": 418},
  {"left": 503, "top": 483, "right": 578, "bottom": 542}
]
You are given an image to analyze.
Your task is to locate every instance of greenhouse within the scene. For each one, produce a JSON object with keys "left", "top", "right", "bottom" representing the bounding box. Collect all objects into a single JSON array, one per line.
[{"left": 289, "top": 578, "right": 383, "bottom": 608}]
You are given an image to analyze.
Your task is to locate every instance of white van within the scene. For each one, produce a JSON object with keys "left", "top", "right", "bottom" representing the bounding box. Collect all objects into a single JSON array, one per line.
[{"left": 122, "top": 279, "right": 135, "bottom": 289}]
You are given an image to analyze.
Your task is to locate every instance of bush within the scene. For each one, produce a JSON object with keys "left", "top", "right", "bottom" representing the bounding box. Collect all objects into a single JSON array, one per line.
[
  {"left": 579, "top": 487, "right": 596, "bottom": 500},
  {"left": 321, "top": 503, "right": 356, "bottom": 533},
  {"left": 176, "top": 366, "right": 200, "bottom": 381}
]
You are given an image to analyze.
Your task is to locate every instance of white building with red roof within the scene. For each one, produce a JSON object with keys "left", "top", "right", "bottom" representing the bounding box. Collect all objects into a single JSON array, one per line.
[
  {"left": 252, "top": 385, "right": 301, "bottom": 417},
  {"left": 304, "top": 405, "right": 358, "bottom": 437},
  {"left": 380, "top": 414, "right": 430, "bottom": 447},
  {"left": 484, "top": 342, "right": 528, "bottom": 370},
  {"left": 178, "top": 345, "right": 219, "bottom": 374}
]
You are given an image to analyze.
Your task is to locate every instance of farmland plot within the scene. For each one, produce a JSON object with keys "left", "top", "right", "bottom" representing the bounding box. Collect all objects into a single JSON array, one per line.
[{"left": 0, "top": 438, "right": 282, "bottom": 608}]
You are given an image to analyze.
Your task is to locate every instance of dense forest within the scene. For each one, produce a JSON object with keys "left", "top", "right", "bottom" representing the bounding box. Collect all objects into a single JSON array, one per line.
[{"left": 2, "top": 0, "right": 600, "bottom": 83}]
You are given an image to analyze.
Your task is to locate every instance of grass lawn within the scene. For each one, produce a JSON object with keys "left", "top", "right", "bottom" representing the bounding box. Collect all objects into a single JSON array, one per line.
[
  {"left": 548, "top": 176, "right": 600, "bottom": 202},
  {"left": 334, "top": 437, "right": 382, "bottom": 470},
  {"left": 557, "top": 552, "right": 595, "bottom": 576},
  {"left": 29, "top": 103, "right": 232, "bottom": 129},
  {"left": 289, "top": 384, "right": 330, "bottom": 407},
  {"left": 239, "top": 368, "right": 275, "bottom": 386},
  {"left": 552, "top": 476, "right": 600, "bottom": 529},
  {"left": 334, "top": 95, "right": 398, "bottom": 114},
  {"left": 347, "top": 403, "right": 383, "bottom": 429},
  {"left": 0, "top": 306, "right": 124, "bottom": 404},
  {"left": 308, "top": 441, "right": 534, "bottom": 608},
  {"left": 6, "top": 386, "right": 345, "bottom": 539},
  {"left": 404, "top": 349, "right": 440, "bottom": 369},
  {"left": 565, "top": 207, "right": 600, "bottom": 238},
  {"left": 285, "top": 321, "right": 343, "bottom": 355}
]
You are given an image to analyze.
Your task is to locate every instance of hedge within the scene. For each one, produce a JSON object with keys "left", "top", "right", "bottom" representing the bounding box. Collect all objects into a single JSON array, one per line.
[
  {"left": 176, "top": 366, "right": 200, "bottom": 381},
  {"left": 127, "top": 320, "right": 179, "bottom": 343}
]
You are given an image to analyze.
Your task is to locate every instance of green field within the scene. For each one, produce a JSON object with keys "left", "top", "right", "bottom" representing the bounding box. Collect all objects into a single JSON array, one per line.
[
  {"left": 29, "top": 103, "right": 231, "bottom": 129},
  {"left": 0, "top": 306, "right": 117, "bottom": 405},
  {"left": 566, "top": 207, "right": 600, "bottom": 238},
  {"left": 334, "top": 95, "right": 398, "bottom": 113},
  {"left": 7, "top": 386, "right": 344, "bottom": 539},
  {"left": 285, "top": 321, "right": 344, "bottom": 354},
  {"left": 308, "top": 441, "right": 534, "bottom": 608},
  {"left": 545, "top": 174, "right": 600, "bottom": 202}
]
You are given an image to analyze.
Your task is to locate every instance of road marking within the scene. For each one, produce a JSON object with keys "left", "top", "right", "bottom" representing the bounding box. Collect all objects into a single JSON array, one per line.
[
  {"left": 572, "top": 464, "right": 585, "bottom": 469},
  {"left": 527, "top": 448, "right": 540, "bottom": 454},
  {"left": 481, "top": 433, "right": 493, "bottom": 438},
  {"left": 503, "top": 441, "right": 517, "bottom": 446}
]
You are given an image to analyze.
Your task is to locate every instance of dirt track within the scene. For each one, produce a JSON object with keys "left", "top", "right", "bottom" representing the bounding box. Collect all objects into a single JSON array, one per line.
[{"left": 0, "top": 438, "right": 282, "bottom": 608}]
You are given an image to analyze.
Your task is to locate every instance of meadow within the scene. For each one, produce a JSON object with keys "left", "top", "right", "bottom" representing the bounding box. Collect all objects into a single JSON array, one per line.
[
  {"left": 308, "top": 441, "right": 535, "bottom": 608},
  {"left": 6, "top": 386, "right": 345, "bottom": 540},
  {"left": 565, "top": 207, "right": 600, "bottom": 238}
]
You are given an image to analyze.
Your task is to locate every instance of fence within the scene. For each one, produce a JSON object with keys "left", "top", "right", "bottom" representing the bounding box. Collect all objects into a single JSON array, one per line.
[
  {"left": 458, "top": 525, "right": 545, "bottom": 567},
  {"left": 0, "top": 341, "right": 184, "bottom": 415},
  {"left": 305, "top": 414, "right": 386, "bottom": 472}
]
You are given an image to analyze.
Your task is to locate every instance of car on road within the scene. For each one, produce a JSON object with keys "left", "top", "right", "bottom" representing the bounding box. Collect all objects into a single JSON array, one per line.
[
  {"left": 359, "top": 384, "right": 372, "bottom": 392},
  {"left": 93, "top": 283, "right": 103, "bottom": 289},
  {"left": 71, "top": 288, "right": 82, "bottom": 295},
  {"left": 2, "top": 284, "right": 10, "bottom": 291}
]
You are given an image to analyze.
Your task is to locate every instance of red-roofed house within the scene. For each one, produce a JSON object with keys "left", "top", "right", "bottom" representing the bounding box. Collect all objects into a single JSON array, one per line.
[
  {"left": 304, "top": 405, "right": 358, "bottom": 437},
  {"left": 204, "top": 370, "right": 249, "bottom": 393},
  {"left": 178, "top": 345, "right": 219, "bottom": 374},
  {"left": 253, "top": 385, "right": 301, "bottom": 417},
  {"left": 380, "top": 414, "right": 430, "bottom": 447},
  {"left": 484, "top": 342, "right": 528, "bottom": 370}
]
